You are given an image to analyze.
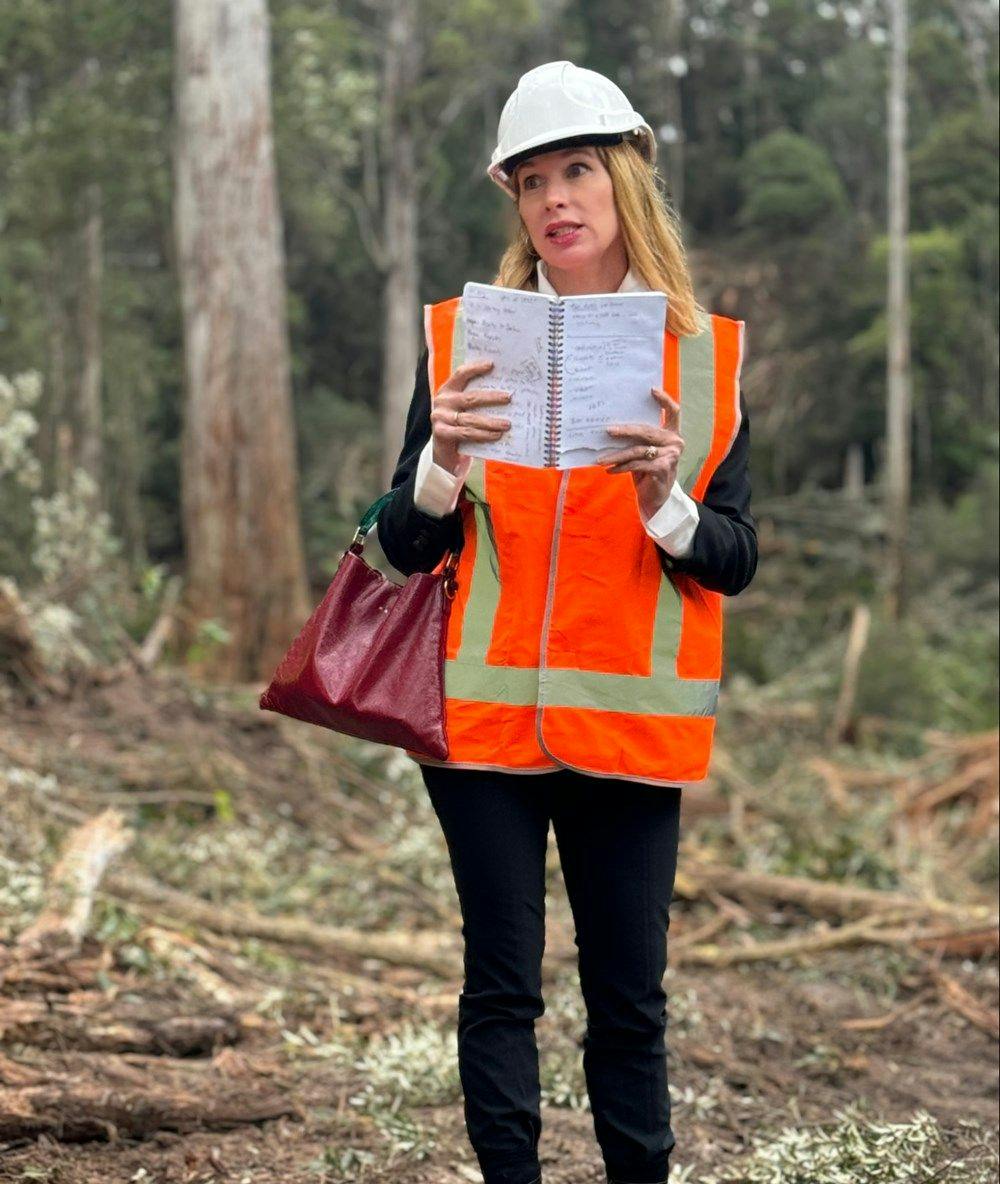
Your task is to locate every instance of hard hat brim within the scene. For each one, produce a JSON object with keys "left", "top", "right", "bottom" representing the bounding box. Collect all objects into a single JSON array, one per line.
[
  {"left": 488, "top": 123, "right": 656, "bottom": 198},
  {"left": 501, "top": 131, "right": 626, "bottom": 177}
]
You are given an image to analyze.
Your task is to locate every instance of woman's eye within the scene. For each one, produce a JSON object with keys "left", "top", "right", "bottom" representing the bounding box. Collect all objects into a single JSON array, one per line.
[{"left": 522, "top": 161, "right": 589, "bottom": 191}]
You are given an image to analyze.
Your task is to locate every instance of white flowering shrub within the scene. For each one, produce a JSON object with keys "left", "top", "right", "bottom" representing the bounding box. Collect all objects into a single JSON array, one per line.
[
  {"left": 1, "top": 369, "right": 134, "bottom": 676},
  {"left": 0, "top": 371, "right": 43, "bottom": 578},
  {"left": 0, "top": 371, "right": 43, "bottom": 489}
]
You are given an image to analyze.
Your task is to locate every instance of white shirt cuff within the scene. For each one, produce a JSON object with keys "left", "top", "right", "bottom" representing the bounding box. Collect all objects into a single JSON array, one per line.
[
  {"left": 639, "top": 482, "right": 700, "bottom": 558},
  {"left": 412, "top": 438, "right": 472, "bottom": 518}
]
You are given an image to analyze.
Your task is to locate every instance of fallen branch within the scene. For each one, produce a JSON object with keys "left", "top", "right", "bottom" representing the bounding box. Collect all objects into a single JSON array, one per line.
[
  {"left": 675, "top": 914, "right": 999, "bottom": 969},
  {"left": 674, "top": 859, "right": 992, "bottom": 924},
  {"left": 104, "top": 872, "right": 462, "bottom": 977},
  {"left": 16, "top": 809, "right": 132, "bottom": 959},
  {"left": 674, "top": 911, "right": 916, "bottom": 967},
  {"left": 828, "top": 601, "right": 871, "bottom": 746},
  {"left": 137, "top": 574, "right": 183, "bottom": 670},
  {"left": 0, "top": 1001, "right": 239, "bottom": 1057},
  {"left": 0, "top": 1053, "right": 297, "bottom": 1142},
  {"left": 928, "top": 968, "right": 1000, "bottom": 1039}
]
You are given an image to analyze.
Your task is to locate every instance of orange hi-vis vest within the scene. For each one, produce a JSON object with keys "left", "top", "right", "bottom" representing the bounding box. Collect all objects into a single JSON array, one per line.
[{"left": 412, "top": 292, "right": 745, "bottom": 786}]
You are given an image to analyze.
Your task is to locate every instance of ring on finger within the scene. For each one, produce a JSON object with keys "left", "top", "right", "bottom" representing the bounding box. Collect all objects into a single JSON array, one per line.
[
  {"left": 644, "top": 444, "right": 658, "bottom": 461},
  {"left": 453, "top": 409, "right": 462, "bottom": 427}
]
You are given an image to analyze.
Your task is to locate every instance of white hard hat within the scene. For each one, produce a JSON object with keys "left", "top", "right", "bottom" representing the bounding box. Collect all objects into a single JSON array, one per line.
[{"left": 488, "top": 60, "right": 656, "bottom": 199}]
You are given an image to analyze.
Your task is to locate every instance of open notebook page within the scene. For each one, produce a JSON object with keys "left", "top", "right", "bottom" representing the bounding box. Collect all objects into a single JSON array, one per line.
[
  {"left": 558, "top": 291, "right": 668, "bottom": 469},
  {"left": 455, "top": 283, "right": 550, "bottom": 467}
]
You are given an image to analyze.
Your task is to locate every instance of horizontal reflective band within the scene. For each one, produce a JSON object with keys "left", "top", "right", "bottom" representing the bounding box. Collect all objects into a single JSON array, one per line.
[{"left": 445, "top": 659, "right": 718, "bottom": 717}]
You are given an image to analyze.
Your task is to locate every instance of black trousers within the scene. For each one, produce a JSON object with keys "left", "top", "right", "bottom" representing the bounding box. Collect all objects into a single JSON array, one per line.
[{"left": 421, "top": 763, "right": 682, "bottom": 1184}]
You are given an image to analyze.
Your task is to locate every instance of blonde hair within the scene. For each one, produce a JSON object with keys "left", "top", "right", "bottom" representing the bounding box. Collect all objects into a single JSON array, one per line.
[{"left": 493, "top": 141, "right": 704, "bottom": 337}]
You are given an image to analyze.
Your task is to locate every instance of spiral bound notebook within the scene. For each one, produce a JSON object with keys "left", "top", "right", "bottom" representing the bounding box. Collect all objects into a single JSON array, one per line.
[{"left": 452, "top": 281, "right": 668, "bottom": 470}]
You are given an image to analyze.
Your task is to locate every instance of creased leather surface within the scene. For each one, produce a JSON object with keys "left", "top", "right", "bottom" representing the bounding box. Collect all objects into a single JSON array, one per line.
[{"left": 259, "top": 550, "right": 451, "bottom": 759}]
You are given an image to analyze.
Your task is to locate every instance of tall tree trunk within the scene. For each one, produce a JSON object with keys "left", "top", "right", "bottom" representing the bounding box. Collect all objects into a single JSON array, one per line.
[
  {"left": 379, "top": 0, "right": 422, "bottom": 492},
  {"left": 884, "top": 0, "right": 911, "bottom": 621},
  {"left": 42, "top": 264, "right": 73, "bottom": 495},
  {"left": 173, "top": 0, "right": 309, "bottom": 681},
  {"left": 108, "top": 373, "right": 148, "bottom": 570},
  {"left": 77, "top": 179, "right": 104, "bottom": 494},
  {"left": 662, "top": 0, "right": 686, "bottom": 218},
  {"left": 741, "top": 6, "right": 761, "bottom": 148}
]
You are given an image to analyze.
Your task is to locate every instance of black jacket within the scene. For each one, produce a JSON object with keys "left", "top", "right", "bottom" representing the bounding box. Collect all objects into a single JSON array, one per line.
[{"left": 377, "top": 346, "right": 758, "bottom": 596}]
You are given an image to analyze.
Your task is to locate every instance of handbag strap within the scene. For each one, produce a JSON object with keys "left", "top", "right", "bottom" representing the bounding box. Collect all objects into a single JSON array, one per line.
[
  {"left": 356, "top": 491, "right": 396, "bottom": 539},
  {"left": 350, "top": 488, "right": 464, "bottom": 596}
]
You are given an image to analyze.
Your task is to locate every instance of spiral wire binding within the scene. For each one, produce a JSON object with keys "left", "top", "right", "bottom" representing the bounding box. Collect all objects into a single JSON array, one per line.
[{"left": 546, "top": 301, "right": 565, "bottom": 467}]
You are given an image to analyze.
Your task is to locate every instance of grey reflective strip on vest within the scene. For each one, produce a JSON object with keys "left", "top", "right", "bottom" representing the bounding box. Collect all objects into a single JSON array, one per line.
[
  {"left": 646, "top": 308, "right": 718, "bottom": 686},
  {"left": 445, "top": 659, "right": 718, "bottom": 715},
  {"left": 448, "top": 304, "right": 508, "bottom": 670},
  {"left": 675, "top": 309, "right": 716, "bottom": 495}
]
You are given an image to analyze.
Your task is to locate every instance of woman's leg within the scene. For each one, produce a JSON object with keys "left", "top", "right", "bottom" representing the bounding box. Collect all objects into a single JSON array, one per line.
[
  {"left": 421, "top": 763, "right": 552, "bottom": 1184},
  {"left": 550, "top": 771, "right": 682, "bottom": 1184}
]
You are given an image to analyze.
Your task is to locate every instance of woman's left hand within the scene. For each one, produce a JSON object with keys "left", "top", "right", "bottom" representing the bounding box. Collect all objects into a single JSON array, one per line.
[{"left": 599, "top": 387, "right": 684, "bottom": 519}]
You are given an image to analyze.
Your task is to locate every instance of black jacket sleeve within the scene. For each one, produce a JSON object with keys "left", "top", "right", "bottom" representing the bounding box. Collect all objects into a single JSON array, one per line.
[
  {"left": 658, "top": 387, "right": 758, "bottom": 596},
  {"left": 378, "top": 347, "right": 758, "bottom": 596},
  {"left": 377, "top": 347, "right": 464, "bottom": 576}
]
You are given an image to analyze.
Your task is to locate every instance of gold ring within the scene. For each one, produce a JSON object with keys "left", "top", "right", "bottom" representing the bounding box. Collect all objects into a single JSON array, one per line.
[
  {"left": 454, "top": 410, "right": 462, "bottom": 427},
  {"left": 644, "top": 445, "right": 658, "bottom": 461}
]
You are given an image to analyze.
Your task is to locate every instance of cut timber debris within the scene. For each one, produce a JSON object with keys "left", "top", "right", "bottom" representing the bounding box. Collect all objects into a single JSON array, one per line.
[
  {"left": 0, "top": 1052, "right": 297, "bottom": 1142},
  {"left": 15, "top": 809, "right": 132, "bottom": 959},
  {"left": 674, "top": 860, "right": 991, "bottom": 924},
  {"left": 104, "top": 871, "right": 463, "bottom": 977}
]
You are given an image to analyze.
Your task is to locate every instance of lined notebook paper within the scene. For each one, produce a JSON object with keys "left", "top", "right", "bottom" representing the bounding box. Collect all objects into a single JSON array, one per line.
[{"left": 450, "top": 281, "right": 669, "bottom": 469}]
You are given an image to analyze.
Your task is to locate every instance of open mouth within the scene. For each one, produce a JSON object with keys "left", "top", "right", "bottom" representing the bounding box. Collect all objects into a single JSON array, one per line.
[{"left": 547, "top": 223, "right": 583, "bottom": 239}]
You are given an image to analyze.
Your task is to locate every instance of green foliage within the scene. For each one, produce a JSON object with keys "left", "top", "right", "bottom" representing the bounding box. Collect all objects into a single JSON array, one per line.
[
  {"left": 911, "top": 109, "right": 1000, "bottom": 228},
  {"left": 849, "top": 227, "right": 998, "bottom": 493},
  {"left": 857, "top": 607, "right": 999, "bottom": 733},
  {"left": 739, "top": 131, "right": 848, "bottom": 237}
]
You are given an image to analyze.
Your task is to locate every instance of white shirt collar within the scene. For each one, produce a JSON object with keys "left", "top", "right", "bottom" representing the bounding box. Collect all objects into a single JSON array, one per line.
[{"left": 535, "top": 257, "right": 649, "bottom": 295}]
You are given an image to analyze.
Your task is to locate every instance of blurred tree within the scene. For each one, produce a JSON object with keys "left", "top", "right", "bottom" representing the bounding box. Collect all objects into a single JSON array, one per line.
[
  {"left": 173, "top": 0, "right": 309, "bottom": 680},
  {"left": 884, "top": 0, "right": 912, "bottom": 620}
]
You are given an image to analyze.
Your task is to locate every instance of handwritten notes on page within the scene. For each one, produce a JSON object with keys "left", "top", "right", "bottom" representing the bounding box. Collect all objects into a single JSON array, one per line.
[
  {"left": 446, "top": 282, "right": 668, "bottom": 469},
  {"left": 455, "top": 283, "right": 549, "bottom": 467},
  {"left": 559, "top": 292, "right": 667, "bottom": 468}
]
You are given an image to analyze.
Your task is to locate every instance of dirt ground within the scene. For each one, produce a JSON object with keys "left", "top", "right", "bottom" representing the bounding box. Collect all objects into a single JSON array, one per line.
[{"left": 1, "top": 671, "right": 997, "bottom": 1183}]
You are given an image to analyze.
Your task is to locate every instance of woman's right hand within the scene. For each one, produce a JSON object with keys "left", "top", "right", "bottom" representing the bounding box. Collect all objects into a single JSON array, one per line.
[{"left": 430, "top": 360, "right": 512, "bottom": 474}]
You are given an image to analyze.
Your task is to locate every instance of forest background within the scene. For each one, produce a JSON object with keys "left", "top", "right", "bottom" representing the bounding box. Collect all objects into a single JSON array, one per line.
[{"left": 0, "top": 1, "right": 998, "bottom": 1182}]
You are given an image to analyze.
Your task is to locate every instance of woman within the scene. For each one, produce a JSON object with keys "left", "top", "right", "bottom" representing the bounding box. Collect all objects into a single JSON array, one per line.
[{"left": 377, "top": 61, "right": 756, "bottom": 1184}]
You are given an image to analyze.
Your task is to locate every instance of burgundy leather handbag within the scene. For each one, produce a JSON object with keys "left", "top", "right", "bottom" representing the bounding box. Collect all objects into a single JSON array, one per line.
[{"left": 258, "top": 491, "right": 460, "bottom": 759}]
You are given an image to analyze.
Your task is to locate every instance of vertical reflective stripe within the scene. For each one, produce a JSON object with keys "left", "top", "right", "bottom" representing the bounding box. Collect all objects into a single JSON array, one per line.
[
  {"left": 452, "top": 305, "right": 466, "bottom": 370},
  {"left": 655, "top": 312, "right": 718, "bottom": 684},
  {"left": 673, "top": 314, "right": 740, "bottom": 683},
  {"left": 424, "top": 302, "right": 514, "bottom": 680},
  {"left": 675, "top": 311, "right": 716, "bottom": 496},
  {"left": 428, "top": 301, "right": 472, "bottom": 660},
  {"left": 453, "top": 460, "right": 504, "bottom": 664},
  {"left": 648, "top": 329, "right": 686, "bottom": 686},
  {"left": 650, "top": 559, "right": 685, "bottom": 679}
]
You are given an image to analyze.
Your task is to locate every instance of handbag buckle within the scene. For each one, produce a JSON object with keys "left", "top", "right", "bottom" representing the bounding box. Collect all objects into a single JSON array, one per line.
[{"left": 442, "top": 551, "right": 460, "bottom": 600}]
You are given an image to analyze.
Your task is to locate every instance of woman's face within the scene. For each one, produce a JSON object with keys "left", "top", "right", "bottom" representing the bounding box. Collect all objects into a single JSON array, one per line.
[{"left": 515, "top": 145, "right": 623, "bottom": 274}]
